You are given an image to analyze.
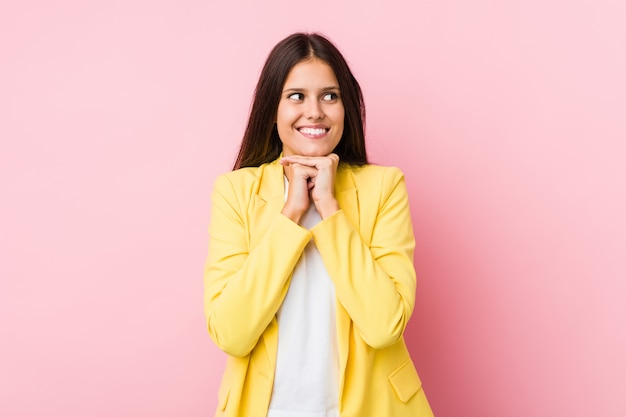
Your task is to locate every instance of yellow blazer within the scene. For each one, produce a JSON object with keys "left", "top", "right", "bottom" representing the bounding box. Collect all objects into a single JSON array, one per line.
[{"left": 204, "top": 158, "right": 434, "bottom": 417}]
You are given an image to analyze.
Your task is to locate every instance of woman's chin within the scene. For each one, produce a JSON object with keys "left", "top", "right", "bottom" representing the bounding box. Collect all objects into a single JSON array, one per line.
[{"left": 296, "top": 147, "right": 335, "bottom": 157}]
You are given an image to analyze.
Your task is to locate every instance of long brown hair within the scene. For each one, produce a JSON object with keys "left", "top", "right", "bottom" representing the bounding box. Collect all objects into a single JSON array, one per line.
[{"left": 233, "top": 33, "right": 367, "bottom": 170}]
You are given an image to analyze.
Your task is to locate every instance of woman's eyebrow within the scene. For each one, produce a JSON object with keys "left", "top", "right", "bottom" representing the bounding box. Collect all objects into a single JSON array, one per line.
[{"left": 283, "top": 86, "right": 340, "bottom": 93}]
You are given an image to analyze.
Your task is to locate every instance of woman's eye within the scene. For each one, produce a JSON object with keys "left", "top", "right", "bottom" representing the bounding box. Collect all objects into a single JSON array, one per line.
[
  {"left": 287, "top": 92, "right": 304, "bottom": 100},
  {"left": 322, "top": 92, "right": 339, "bottom": 101}
]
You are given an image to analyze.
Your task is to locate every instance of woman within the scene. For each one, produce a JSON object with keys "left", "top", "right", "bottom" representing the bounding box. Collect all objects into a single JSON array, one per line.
[{"left": 204, "top": 33, "right": 434, "bottom": 417}]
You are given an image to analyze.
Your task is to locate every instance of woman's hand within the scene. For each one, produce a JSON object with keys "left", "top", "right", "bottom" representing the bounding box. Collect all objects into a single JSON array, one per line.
[{"left": 281, "top": 153, "right": 340, "bottom": 223}]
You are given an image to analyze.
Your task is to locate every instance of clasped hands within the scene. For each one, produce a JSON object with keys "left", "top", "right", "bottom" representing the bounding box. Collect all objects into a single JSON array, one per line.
[{"left": 280, "top": 153, "right": 340, "bottom": 224}]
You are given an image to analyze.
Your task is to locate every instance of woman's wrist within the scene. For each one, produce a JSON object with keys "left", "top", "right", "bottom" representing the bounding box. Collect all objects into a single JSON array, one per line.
[
  {"left": 281, "top": 202, "right": 306, "bottom": 225},
  {"left": 314, "top": 197, "right": 340, "bottom": 219}
]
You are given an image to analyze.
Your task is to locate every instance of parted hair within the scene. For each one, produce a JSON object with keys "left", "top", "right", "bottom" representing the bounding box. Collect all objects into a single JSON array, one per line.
[{"left": 233, "top": 32, "right": 368, "bottom": 170}]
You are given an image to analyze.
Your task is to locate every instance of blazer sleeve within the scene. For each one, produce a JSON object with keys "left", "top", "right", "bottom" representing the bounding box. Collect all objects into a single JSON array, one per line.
[
  {"left": 204, "top": 174, "right": 312, "bottom": 357},
  {"left": 310, "top": 167, "right": 416, "bottom": 349}
]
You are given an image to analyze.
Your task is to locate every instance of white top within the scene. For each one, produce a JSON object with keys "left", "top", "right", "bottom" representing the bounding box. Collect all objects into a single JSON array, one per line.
[{"left": 266, "top": 180, "right": 340, "bottom": 417}]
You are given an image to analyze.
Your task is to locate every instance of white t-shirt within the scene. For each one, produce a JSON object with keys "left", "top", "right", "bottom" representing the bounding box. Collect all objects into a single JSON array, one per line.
[{"left": 266, "top": 181, "right": 340, "bottom": 417}]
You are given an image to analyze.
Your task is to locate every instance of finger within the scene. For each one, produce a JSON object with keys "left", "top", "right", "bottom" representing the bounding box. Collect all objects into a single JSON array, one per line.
[
  {"left": 286, "top": 164, "right": 318, "bottom": 184},
  {"left": 286, "top": 153, "right": 338, "bottom": 161},
  {"left": 281, "top": 155, "right": 325, "bottom": 165},
  {"left": 281, "top": 155, "right": 336, "bottom": 169},
  {"left": 291, "top": 163, "right": 318, "bottom": 176}
]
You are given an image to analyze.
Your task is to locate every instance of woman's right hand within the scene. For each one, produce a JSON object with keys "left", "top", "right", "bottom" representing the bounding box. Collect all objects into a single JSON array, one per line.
[
  {"left": 281, "top": 154, "right": 341, "bottom": 224},
  {"left": 281, "top": 162, "right": 317, "bottom": 224}
]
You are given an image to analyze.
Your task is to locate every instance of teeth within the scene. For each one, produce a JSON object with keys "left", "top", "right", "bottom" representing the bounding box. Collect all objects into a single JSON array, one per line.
[{"left": 299, "top": 127, "right": 326, "bottom": 135}]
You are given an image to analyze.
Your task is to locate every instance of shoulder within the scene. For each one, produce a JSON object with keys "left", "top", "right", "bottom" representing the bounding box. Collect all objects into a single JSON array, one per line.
[
  {"left": 214, "top": 166, "right": 262, "bottom": 187},
  {"left": 342, "top": 163, "right": 406, "bottom": 191},
  {"left": 211, "top": 159, "right": 284, "bottom": 205},
  {"left": 213, "top": 158, "right": 280, "bottom": 188},
  {"left": 211, "top": 163, "right": 269, "bottom": 202},
  {"left": 348, "top": 163, "right": 404, "bottom": 177}
]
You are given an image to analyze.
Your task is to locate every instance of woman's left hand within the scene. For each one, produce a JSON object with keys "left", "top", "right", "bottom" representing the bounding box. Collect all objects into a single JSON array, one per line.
[{"left": 280, "top": 153, "right": 340, "bottom": 219}]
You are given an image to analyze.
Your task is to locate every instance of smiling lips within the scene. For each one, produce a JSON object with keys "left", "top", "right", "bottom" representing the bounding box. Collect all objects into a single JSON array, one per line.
[{"left": 297, "top": 126, "right": 329, "bottom": 138}]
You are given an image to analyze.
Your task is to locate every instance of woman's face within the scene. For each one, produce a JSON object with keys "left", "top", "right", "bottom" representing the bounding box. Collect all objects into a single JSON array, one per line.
[{"left": 276, "top": 58, "right": 345, "bottom": 157}]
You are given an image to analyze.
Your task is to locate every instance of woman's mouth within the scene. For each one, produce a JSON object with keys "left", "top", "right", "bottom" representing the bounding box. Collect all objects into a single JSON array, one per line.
[{"left": 297, "top": 127, "right": 329, "bottom": 138}]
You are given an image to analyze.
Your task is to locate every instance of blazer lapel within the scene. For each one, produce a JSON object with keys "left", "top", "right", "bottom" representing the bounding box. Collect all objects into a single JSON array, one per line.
[
  {"left": 250, "top": 159, "right": 285, "bottom": 250},
  {"left": 333, "top": 165, "right": 359, "bottom": 398},
  {"left": 257, "top": 158, "right": 285, "bottom": 204},
  {"left": 335, "top": 166, "right": 359, "bottom": 231},
  {"left": 252, "top": 159, "right": 291, "bottom": 375}
]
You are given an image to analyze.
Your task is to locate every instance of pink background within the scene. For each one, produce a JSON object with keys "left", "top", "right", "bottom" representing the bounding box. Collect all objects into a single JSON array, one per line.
[{"left": 2, "top": 1, "right": 625, "bottom": 416}]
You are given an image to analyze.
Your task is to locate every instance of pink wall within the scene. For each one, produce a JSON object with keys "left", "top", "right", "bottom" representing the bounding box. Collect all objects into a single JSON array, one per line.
[{"left": 1, "top": 1, "right": 625, "bottom": 416}]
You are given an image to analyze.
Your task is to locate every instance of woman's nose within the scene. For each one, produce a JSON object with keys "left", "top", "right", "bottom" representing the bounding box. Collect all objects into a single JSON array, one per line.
[{"left": 305, "top": 100, "right": 324, "bottom": 120}]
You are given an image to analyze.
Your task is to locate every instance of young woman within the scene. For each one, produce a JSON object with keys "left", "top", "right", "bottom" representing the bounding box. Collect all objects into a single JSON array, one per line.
[{"left": 204, "top": 33, "right": 434, "bottom": 417}]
